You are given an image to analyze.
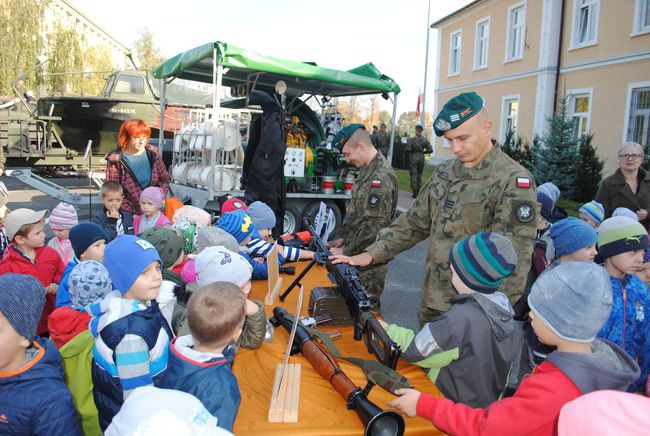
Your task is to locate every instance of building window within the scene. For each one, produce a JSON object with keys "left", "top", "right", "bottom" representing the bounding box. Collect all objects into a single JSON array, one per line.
[
  {"left": 626, "top": 86, "right": 650, "bottom": 149},
  {"left": 568, "top": 91, "right": 591, "bottom": 138},
  {"left": 449, "top": 30, "right": 462, "bottom": 76},
  {"left": 474, "top": 18, "right": 490, "bottom": 70},
  {"left": 633, "top": 0, "right": 650, "bottom": 34},
  {"left": 500, "top": 96, "right": 519, "bottom": 142},
  {"left": 505, "top": 2, "right": 525, "bottom": 61},
  {"left": 571, "top": 0, "right": 599, "bottom": 47}
]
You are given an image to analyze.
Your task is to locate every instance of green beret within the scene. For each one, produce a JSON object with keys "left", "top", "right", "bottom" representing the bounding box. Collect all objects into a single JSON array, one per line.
[
  {"left": 415, "top": 125, "right": 423, "bottom": 131},
  {"left": 433, "top": 92, "right": 484, "bottom": 137},
  {"left": 331, "top": 124, "right": 365, "bottom": 150}
]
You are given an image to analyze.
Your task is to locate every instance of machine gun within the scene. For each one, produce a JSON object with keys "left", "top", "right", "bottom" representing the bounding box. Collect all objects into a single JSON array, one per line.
[
  {"left": 280, "top": 218, "right": 401, "bottom": 369},
  {"left": 271, "top": 307, "right": 405, "bottom": 436}
]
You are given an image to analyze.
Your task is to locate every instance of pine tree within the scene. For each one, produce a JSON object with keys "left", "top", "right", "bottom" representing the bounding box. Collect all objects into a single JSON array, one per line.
[
  {"left": 500, "top": 129, "right": 533, "bottom": 171},
  {"left": 575, "top": 134, "right": 604, "bottom": 201},
  {"left": 531, "top": 97, "right": 580, "bottom": 199}
]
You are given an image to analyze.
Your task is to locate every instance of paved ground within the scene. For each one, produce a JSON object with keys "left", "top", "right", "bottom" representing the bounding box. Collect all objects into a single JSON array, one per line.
[{"left": 2, "top": 173, "right": 426, "bottom": 332}]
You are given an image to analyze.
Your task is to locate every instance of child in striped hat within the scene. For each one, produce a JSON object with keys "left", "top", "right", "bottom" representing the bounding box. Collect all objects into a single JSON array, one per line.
[
  {"left": 578, "top": 200, "right": 605, "bottom": 229},
  {"left": 382, "top": 232, "right": 520, "bottom": 408},
  {"left": 47, "top": 202, "right": 78, "bottom": 264}
]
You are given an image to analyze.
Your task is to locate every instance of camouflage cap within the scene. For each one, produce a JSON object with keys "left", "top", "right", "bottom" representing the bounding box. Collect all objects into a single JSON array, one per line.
[
  {"left": 139, "top": 226, "right": 184, "bottom": 269},
  {"left": 433, "top": 92, "right": 484, "bottom": 137},
  {"left": 331, "top": 124, "right": 366, "bottom": 151}
]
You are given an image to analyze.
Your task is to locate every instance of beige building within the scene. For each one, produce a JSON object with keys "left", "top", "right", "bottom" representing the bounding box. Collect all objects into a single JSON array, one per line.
[{"left": 431, "top": 0, "right": 650, "bottom": 173}]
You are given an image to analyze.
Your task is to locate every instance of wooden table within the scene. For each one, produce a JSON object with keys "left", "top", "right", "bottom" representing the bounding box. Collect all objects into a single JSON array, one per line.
[{"left": 232, "top": 261, "right": 445, "bottom": 435}]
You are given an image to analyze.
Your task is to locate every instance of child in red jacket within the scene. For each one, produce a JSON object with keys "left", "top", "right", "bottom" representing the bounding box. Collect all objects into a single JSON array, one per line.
[
  {"left": 0, "top": 208, "right": 65, "bottom": 336},
  {"left": 388, "top": 262, "right": 640, "bottom": 436}
]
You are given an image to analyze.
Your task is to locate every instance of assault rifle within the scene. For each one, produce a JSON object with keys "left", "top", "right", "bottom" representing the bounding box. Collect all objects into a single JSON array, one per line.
[{"left": 280, "top": 218, "right": 401, "bottom": 369}]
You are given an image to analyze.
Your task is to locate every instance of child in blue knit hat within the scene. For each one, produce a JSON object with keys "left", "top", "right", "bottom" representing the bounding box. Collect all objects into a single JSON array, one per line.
[
  {"left": 597, "top": 216, "right": 650, "bottom": 393},
  {"left": 578, "top": 200, "right": 605, "bottom": 229},
  {"left": 382, "top": 232, "right": 521, "bottom": 408},
  {"left": 548, "top": 217, "right": 598, "bottom": 266},
  {"left": 86, "top": 235, "right": 174, "bottom": 431},
  {"left": 217, "top": 210, "right": 255, "bottom": 246}
]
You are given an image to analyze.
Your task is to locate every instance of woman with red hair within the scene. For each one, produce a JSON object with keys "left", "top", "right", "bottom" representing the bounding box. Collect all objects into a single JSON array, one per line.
[{"left": 105, "top": 119, "right": 170, "bottom": 215}]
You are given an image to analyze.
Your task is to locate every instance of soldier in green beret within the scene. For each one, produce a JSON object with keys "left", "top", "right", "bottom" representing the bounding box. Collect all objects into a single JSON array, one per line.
[
  {"left": 405, "top": 125, "right": 433, "bottom": 198},
  {"left": 331, "top": 92, "right": 538, "bottom": 326},
  {"left": 328, "top": 124, "right": 398, "bottom": 309}
]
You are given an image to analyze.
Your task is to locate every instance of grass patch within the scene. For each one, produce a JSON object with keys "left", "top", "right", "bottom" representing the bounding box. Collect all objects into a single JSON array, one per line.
[
  {"left": 394, "top": 166, "right": 435, "bottom": 193},
  {"left": 557, "top": 198, "right": 581, "bottom": 217}
]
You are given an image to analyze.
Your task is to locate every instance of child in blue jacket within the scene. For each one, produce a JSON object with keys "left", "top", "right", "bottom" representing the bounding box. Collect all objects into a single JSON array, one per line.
[{"left": 0, "top": 274, "right": 80, "bottom": 435}]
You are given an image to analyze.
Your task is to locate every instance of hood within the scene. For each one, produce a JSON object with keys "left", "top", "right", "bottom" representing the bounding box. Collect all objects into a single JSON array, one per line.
[
  {"left": 86, "top": 291, "right": 149, "bottom": 338},
  {"left": 168, "top": 335, "right": 233, "bottom": 377},
  {"left": 0, "top": 338, "right": 64, "bottom": 385},
  {"left": 547, "top": 339, "right": 640, "bottom": 394},
  {"left": 452, "top": 292, "right": 515, "bottom": 341},
  {"left": 48, "top": 306, "right": 91, "bottom": 348}
]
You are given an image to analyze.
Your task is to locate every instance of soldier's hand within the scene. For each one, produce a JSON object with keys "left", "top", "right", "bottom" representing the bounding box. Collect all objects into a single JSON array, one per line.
[
  {"left": 327, "top": 238, "right": 345, "bottom": 248},
  {"left": 387, "top": 389, "right": 421, "bottom": 417},
  {"left": 329, "top": 251, "right": 373, "bottom": 267},
  {"left": 329, "top": 246, "right": 344, "bottom": 255}
]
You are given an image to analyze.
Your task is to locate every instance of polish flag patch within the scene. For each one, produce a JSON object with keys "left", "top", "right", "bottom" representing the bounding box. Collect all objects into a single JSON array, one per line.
[
  {"left": 516, "top": 177, "right": 531, "bottom": 189},
  {"left": 371, "top": 180, "right": 382, "bottom": 187}
]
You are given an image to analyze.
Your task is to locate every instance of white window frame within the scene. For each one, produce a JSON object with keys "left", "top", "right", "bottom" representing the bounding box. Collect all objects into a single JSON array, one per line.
[
  {"left": 448, "top": 30, "right": 462, "bottom": 77},
  {"left": 500, "top": 95, "right": 520, "bottom": 143},
  {"left": 622, "top": 81, "right": 650, "bottom": 146},
  {"left": 474, "top": 17, "right": 490, "bottom": 70},
  {"left": 505, "top": 1, "right": 526, "bottom": 62},
  {"left": 567, "top": 88, "right": 593, "bottom": 139},
  {"left": 570, "top": 0, "right": 600, "bottom": 49},
  {"left": 632, "top": 0, "right": 650, "bottom": 36}
]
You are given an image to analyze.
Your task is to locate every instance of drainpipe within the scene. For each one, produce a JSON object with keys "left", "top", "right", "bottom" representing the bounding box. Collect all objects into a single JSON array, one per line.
[{"left": 552, "top": 0, "right": 567, "bottom": 113}]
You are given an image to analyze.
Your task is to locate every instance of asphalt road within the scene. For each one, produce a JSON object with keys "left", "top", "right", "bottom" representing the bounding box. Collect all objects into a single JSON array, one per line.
[{"left": 2, "top": 173, "right": 426, "bottom": 332}]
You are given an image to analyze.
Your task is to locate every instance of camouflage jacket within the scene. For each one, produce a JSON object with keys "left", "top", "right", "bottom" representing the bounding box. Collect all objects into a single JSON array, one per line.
[
  {"left": 340, "top": 152, "right": 398, "bottom": 258},
  {"left": 365, "top": 146, "right": 538, "bottom": 311},
  {"left": 373, "top": 131, "right": 390, "bottom": 156},
  {"left": 405, "top": 135, "right": 433, "bottom": 163}
]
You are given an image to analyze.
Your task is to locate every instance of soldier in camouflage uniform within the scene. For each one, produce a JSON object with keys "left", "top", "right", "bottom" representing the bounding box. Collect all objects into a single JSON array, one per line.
[
  {"left": 328, "top": 124, "right": 398, "bottom": 308},
  {"left": 405, "top": 125, "right": 433, "bottom": 197},
  {"left": 373, "top": 123, "right": 390, "bottom": 158},
  {"left": 331, "top": 92, "right": 538, "bottom": 326}
]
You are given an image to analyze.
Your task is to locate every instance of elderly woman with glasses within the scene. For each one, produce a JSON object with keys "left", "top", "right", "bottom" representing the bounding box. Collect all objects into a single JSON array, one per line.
[
  {"left": 105, "top": 119, "right": 170, "bottom": 215},
  {"left": 596, "top": 142, "right": 650, "bottom": 228}
]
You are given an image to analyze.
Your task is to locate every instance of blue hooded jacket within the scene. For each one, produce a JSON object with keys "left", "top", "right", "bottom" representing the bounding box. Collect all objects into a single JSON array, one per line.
[
  {"left": 0, "top": 338, "right": 80, "bottom": 435},
  {"left": 598, "top": 274, "right": 649, "bottom": 392},
  {"left": 158, "top": 335, "right": 240, "bottom": 431}
]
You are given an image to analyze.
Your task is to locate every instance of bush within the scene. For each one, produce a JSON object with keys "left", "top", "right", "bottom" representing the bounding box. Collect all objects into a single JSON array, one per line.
[
  {"left": 499, "top": 129, "right": 534, "bottom": 171},
  {"left": 575, "top": 134, "right": 604, "bottom": 201}
]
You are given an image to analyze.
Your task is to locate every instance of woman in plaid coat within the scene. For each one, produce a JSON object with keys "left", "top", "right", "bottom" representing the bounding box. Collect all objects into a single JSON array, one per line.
[{"left": 105, "top": 119, "right": 170, "bottom": 215}]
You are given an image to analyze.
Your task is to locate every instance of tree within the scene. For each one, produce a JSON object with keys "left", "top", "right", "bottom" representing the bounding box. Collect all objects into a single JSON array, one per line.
[
  {"left": 79, "top": 45, "right": 114, "bottom": 95},
  {"left": 133, "top": 28, "right": 164, "bottom": 71},
  {"left": 530, "top": 97, "right": 580, "bottom": 199},
  {"left": 500, "top": 129, "right": 533, "bottom": 170},
  {"left": 575, "top": 133, "right": 605, "bottom": 201},
  {"left": 0, "top": 0, "right": 45, "bottom": 95},
  {"left": 397, "top": 111, "right": 432, "bottom": 136},
  {"left": 47, "top": 25, "right": 83, "bottom": 94},
  {"left": 337, "top": 96, "right": 364, "bottom": 124}
]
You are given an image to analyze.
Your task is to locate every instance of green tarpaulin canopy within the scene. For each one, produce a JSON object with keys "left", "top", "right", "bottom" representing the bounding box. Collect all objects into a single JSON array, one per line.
[{"left": 153, "top": 41, "right": 400, "bottom": 97}]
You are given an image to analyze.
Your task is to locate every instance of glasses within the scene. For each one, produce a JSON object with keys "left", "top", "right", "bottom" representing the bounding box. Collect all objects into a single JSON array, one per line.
[{"left": 619, "top": 154, "right": 643, "bottom": 160}]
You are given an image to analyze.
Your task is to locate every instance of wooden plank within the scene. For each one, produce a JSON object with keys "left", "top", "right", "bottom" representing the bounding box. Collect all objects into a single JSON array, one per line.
[
  {"left": 264, "top": 242, "right": 283, "bottom": 305},
  {"left": 284, "top": 363, "right": 301, "bottom": 422},
  {"left": 268, "top": 363, "right": 285, "bottom": 422}
]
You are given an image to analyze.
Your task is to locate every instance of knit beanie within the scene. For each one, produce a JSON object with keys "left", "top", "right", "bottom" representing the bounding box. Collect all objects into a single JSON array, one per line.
[
  {"left": 140, "top": 187, "right": 165, "bottom": 209},
  {"left": 48, "top": 202, "right": 79, "bottom": 230},
  {"left": 172, "top": 205, "right": 211, "bottom": 227},
  {"left": 139, "top": 227, "right": 184, "bottom": 269},
  {"left": 221, "top": 197, "right": 248, "bottom": 214},
  {"left": 196, "top": 226, "right": 239, "bottom": 253},
  {"left": 0, "top": 274, "right": 45, "bottom": 340},
  {"left": 69, "top": 222, "right": 108, "bottom": 259},
  {"left": 247, "top": 201, "right": 276, "bottom": 230},
  {"left": 528, "top": 262, "right": 612, "bottom": 342},
  {"left": 195, "top": 246, "right": 253, "bottom": 288},
  {"left": 549, "top": 217, "right": 598, "bottom": 257},
  {"left": 612, "top": 207, "right": 639, "bottom": 221},
  {"left": 538, "top": 182, "right": 560, "bottom": 203},
  {"left": 68, "top": 260, "right": 113, "bottom": 312},
  {"left": 217, "top": 210, "right": 255, "bottom": 244},
  {"left": 449, "top": 232, "right": 518, "bottom": 294},
  {"left": 103, "top": 235, "right": 162, "bottom": 295},
  {"left": 172, "top": 217, "right": 199, "bottom": 254},
  {"left": 578, "top": 200, "right": 605, "bottom": 226},
  {"left": 597, "top": 216, "right": 649, "bottom": 260},
  {"left": 537, "top": 191, "right": 555, "bottom": 222}
]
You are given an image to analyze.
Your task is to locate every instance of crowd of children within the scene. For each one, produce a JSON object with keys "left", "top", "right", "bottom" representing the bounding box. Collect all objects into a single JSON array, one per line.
[{"left": 0, "top": 177, "right": 648, "bottom": 435}]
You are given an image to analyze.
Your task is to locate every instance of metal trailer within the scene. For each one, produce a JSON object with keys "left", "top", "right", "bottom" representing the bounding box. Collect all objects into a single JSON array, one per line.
[{"left": 153, "top": 41, "right": 401, "bottom": 235}]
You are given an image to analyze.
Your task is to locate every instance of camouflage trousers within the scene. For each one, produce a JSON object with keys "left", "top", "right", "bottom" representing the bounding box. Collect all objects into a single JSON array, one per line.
[
  {"left": 409, "top": 160, "right": 425, "bottom": 196},
  {"left": 418, "top": 305, "right": 446, "bottom": 329},
  {"left": 358, "top": 263, "right": 388, "bottom": 310}
]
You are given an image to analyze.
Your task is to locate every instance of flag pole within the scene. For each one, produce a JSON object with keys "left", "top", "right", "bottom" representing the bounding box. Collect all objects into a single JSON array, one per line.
[{"left": 420, "top": 0, "right": 432, "bottom": 128}]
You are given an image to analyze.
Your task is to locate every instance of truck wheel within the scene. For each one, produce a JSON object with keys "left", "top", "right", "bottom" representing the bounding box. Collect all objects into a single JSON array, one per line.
[
  {"left": 283, "top": 205, "right": 302, "bottom": 234},
  {"left": 303, "top": 201, "right": 342, "bottom": 238}
]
